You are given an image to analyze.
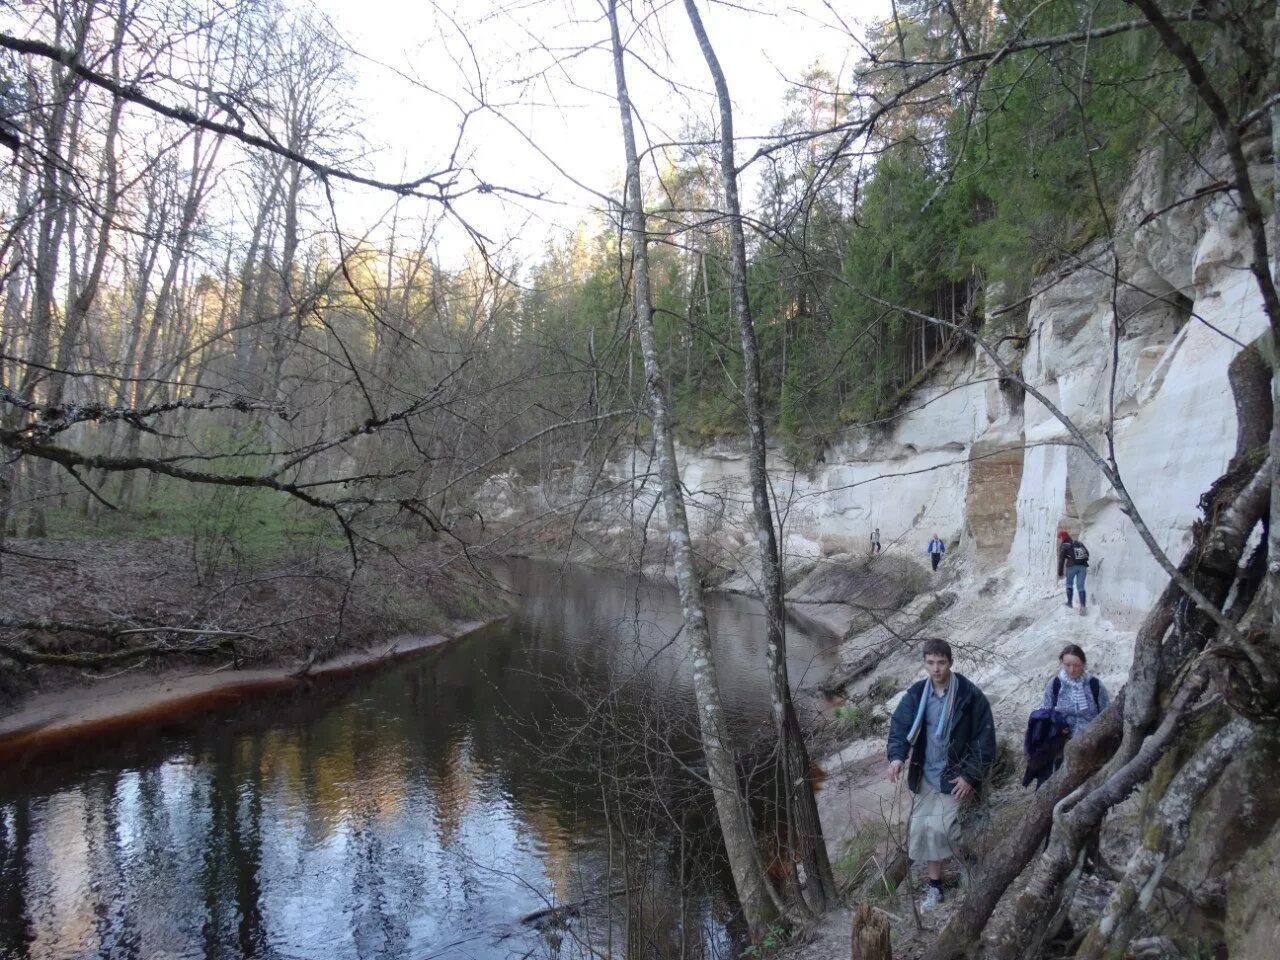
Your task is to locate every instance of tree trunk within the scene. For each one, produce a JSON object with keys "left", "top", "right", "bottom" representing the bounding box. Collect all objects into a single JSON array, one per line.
[
  {"left": 681, "top": 0, "right": 836, "bottom": 916},
  {"left": 49, "top": 5, "right": 128, "bottom": 414},
  {"left": 21, "top": 32, "right": 84, "bottom": 537},
  {"left": 118, "top": 129, "right": 223, "bottom": 505},
  {"left": 268, "top": 157, "right": 303, "bottom": 402},
  {"left": 1269, "top": 6, "right": 1280, "bottom": 691},
  {"left": 0, "top": 140, "right": 34, "bottom": 555},
  {"left": 605, "top": 0, "right": 779, "bottom": 939},
  {"left": 1075, "top": 717, "right": 1255, "bottom": 960},
  {"left": 232, "top": 165, "right": 284, "bottom": 398},
  {"left": 851, "top": 903, "right": 892, "bottom": 960}
]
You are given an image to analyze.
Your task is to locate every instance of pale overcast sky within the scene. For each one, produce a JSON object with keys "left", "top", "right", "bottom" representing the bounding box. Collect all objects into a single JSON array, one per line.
[{"left": 308, "top": 0, "right": 891, "bottom": 264}]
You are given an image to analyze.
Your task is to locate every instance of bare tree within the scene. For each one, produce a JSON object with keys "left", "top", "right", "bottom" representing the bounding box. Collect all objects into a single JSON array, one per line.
[
  {"left": 0, "top": 0, "right": 614, "bottom": 672},
  {"left": 604, "top": 0, "right": 780, "bottom": 939},
  {"left": 680, "top": 0, "right": 837, "bottom": 917}
]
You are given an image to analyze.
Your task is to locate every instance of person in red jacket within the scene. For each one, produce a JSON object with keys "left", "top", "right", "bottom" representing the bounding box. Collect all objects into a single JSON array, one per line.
[{"left": 1057, "top": 530, "right": 1090, "bottom": 612}]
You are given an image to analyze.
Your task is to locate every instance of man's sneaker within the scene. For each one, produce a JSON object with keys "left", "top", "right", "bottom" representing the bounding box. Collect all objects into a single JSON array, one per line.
[{"left": 920, "top": 883, "right": 944, "bottom": 910}]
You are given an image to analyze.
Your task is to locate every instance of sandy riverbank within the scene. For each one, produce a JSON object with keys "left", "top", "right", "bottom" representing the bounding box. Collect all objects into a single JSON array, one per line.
[{"left": 0, "top": 616, "right": 502, "bottom": 769}]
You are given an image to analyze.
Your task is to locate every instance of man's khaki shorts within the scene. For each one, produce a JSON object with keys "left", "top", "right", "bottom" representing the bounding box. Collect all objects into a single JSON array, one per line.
[{"left": 908, "top": 779, "right": 961, "bottom": 862}]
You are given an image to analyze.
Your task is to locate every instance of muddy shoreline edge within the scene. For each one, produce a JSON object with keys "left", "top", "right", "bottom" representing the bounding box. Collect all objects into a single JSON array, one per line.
[{"left": 0, "top": 616, "right": 505, "bottom": 769}]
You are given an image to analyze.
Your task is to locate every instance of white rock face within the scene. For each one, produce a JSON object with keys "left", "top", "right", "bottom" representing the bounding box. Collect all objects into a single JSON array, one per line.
[
  {"left": 590, "top": 362, "right": 992, "bottom": 571},
  {"left": 476, "top": 146, "right": 1270, "bottom": 641},
  {"left": 462, "top": 144, "right": 1275, "bottom": 886},
  {"left": 612, "top": 157, "right": 1268, "bottom": 632}
]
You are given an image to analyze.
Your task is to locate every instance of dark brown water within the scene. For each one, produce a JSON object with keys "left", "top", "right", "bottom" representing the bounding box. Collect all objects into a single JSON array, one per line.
[{"left": 0, "top": 560, "right": 837, "bottom": 960}]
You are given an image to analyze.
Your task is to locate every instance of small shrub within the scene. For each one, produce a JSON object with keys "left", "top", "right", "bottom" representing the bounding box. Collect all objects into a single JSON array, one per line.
[
  {"left": 833, "top": 826, "right": 878, "bottom": 894},
  {"left": 871, "top": 878, "right": 899, "bottom": 903},
  {"left": 917, "top": 591, "right": 957, "bottom": 624},
  {"left": 983, "top": 739, "right": 1019, "bottom": 791},
  {"left": 833, "top": 703, "right": 883, "bottom": 738},
  {"left": 869, "top": 675, "right": 897, "bottom": 704},
  {"left": 741, "top": 922, "right": 790, "bottom": 957}
]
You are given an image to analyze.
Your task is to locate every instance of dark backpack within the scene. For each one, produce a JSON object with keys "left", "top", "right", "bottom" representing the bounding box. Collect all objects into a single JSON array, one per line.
[
  {"left": 1022, "top": 708, "right": 1070, "bottom": 787},
  {"left": 1070, "top": 540, "right": 1090, "bottom": 563},
  {"left": 1051, "top": 675, "right": 1101, "bottom": 709}
]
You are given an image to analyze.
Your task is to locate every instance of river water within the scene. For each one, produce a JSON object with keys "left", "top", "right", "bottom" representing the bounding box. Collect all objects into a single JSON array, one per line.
[{"left": 0, "top": 560, "right": 838, "bottom": 960}]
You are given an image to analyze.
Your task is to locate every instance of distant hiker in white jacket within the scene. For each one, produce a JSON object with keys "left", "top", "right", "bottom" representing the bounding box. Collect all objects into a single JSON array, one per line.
[{"left": 927, "top": 534, "right": 945, "bottom": 572}]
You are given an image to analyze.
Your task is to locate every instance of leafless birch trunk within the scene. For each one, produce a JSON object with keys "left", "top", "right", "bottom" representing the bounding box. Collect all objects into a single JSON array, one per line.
[
  {"left": 680, "top": 0, "right": 836, "bottom": 916},
  {"left": 1269, "top": 0, "right": 1280, "bottom": 672},
  {"left": 604, "top": 0, "right": 779, "bottom": 939}
]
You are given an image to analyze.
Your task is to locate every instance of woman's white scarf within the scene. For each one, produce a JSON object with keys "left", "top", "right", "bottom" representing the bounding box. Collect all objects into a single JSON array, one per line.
[{"left": 1057, "top": 668, "right": 1097, "bottom": 718}]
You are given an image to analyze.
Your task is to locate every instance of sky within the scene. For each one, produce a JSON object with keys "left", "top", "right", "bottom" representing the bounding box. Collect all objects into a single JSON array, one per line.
[{"left": 307, "top": 0, "right": 892, "bottom": 266}]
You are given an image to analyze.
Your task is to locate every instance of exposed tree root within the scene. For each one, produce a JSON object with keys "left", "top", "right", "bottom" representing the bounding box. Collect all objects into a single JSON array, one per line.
[
  {"left": 1075, "top": 716, "right": 1255, "bottom": 960},
  {"left": 980, "top": 670, "right": 1212, "bottom": 960},
  {"left": 925, "top": 696, "right": 1123, "bottom": 960}
]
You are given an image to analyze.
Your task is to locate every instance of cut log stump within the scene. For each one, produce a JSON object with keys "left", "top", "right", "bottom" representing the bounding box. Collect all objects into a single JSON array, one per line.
[{"left": 851, "top": 902, "right": 892, "bottom": 960}]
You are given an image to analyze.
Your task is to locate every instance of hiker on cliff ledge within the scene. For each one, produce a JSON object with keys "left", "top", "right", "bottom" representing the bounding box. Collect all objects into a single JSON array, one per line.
[
  {"left": 927, "top": 533, "right": 945, "bottom": 571},
  {"left": 885, "top": 638, "right": 996, "bottom": 910},
  {"left": 1057, "top": 530, "right": 1090, "bottom": 613}
]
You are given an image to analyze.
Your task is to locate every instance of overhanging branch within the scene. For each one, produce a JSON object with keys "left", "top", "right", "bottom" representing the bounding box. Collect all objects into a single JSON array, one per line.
[{"left": 0, "top": 31, "right": 535, "bottom": 205}]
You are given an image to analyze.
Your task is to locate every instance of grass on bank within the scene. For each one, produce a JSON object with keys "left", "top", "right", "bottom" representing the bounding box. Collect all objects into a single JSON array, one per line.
[
  {"left": 44, "top": 483, "right": 346, "bottom": 561},
  {"left": 13, "top": 477, "right": 501, "bottom": 648}
]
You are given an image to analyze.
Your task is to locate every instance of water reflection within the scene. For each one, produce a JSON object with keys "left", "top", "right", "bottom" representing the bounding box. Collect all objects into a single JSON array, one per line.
[{"left": 0, "top": 561, "right": 836, "bottom": 959}]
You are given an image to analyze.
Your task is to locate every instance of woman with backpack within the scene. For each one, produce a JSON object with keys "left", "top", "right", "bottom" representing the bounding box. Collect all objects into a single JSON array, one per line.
[
  {"left": 1023, "top": 647, "right": 1113, "bottom": 874},
  {"left": 1057, "top": 530, "right": 1090, "bottom": 613},
  {"left": 1041, "top": 644, "right": 1109, "bottom": 735}
]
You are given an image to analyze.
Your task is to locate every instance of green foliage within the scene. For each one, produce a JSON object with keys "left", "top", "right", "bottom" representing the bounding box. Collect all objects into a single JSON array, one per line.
[
  {"left": 748, "top": 0, "right": 1267, "bottom": 439},
  {"left": 511, "top": 1, "right": 1272, "bottom": 452},
  {"left": 953, "top": 1, "right": 1170, "bottom": 289},
  {"left": 47, "top": 481, "right": 339, "bottom": 574},
  {"left": 675, "top": 390, "right": 743, "bottom": 442},
  {"left": 833, "top": 821, "right": 890, "bottom": 895},
  {"left": 870, "top": 675, "right": 898, "bottom": 704},
  {"left": 740, "top": 921, "right": 790, "bottom": 956},
  {"left": 833, "top": 702, "right": 883, "bottom": 738},
  {"left": 832, "top": 676, "right": 894, "bottom": 740}
]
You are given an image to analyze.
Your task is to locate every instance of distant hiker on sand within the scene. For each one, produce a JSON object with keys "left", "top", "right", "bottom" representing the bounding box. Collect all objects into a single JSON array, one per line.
[
  {"left": 885, "top": 638, "right": 996, "bottom": 909},
  {"left": 1058, "top": 530, "right": 1090, "bottom": 613},
  {"left": 927, "top": 533, "right": 945, "bottom": 571},
  {"left": 872, "top": 528, "right": 882, "bottom": 554}
]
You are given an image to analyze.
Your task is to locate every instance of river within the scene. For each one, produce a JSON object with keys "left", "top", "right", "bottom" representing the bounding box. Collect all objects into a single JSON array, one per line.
[{"left": 0, "top": 560, "right": 839, "bottom": 960}]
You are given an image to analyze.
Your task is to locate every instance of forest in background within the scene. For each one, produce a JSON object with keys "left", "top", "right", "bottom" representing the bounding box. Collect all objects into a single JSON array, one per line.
[{"left": 1, "top": 0, "right": 1269, "bottom": 563}]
